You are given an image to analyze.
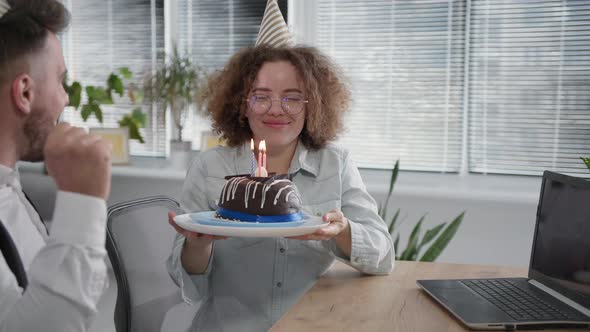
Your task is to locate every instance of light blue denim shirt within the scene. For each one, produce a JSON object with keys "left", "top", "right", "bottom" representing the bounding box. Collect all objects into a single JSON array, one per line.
[{"left": 167, "top": 140, "right": 394, "bottom": 331}]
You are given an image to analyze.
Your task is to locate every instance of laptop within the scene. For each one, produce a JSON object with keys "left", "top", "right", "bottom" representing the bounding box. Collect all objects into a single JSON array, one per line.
[{"left": 417, "top": 171, "right": 590, "bottom": 330}]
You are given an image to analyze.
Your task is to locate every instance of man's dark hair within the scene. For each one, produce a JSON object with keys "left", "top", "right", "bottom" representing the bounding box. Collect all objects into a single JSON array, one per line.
[{"left": 0, "top": 0, "right": 70, "bottom": 83}]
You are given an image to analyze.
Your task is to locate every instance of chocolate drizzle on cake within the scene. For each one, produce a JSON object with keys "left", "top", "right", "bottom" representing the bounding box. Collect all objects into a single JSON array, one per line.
[{"left": 216, "top": 174, "right": 302, "bottom": 219}]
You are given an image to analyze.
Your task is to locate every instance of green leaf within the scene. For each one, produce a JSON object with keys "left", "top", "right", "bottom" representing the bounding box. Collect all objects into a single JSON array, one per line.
[
  {"left": 81, "top": 103, "right": 103, "bottom": 123},
  {"left": 108, "top": 73, "right": 124, "bottom": 97},
  {"left": 399, "top": 216, "right": 423, "bottom": 261},
  {"left": 85, "top": 86, "right": 96, "bottom": 99},
  {"left": 387, "top": 160, "right": 400, "bottom": 197},
  {"left": 581, "top": 157, "right": 590, "bottom": 172},
  {"left": 393, "top": 234, "right": 400, "bottom": 260},
  {"left": 86, "top": 86, "right": 113, "bottom": 104},
  {"left": 131, "top": 107, "right": 147, "bottom": 127},
  {"left": 96, "top": 105, "right": 103, "bottom": 123},
  {"left": 118, "top": 67, "right": 133, "bottom": 80},
  {"left": 388, "top": 208, "right": 400, "bottom": 236},
  {"left": 118, "top": 116, "right": 144, "bottom": 143},
  {"left": 380, "top": 160, "right": 400, "bottom": 220},
  {"left": 81, "top": 104, "right": 92, "bottom": 121},
  {"left": 416, "top": 222, "right": 446, "bottom": 254},
  {"left": 419, "top": 212, "right": 465, "bottom": 262},
  {"left": 380, "top": 205, "right": 387, "bottom": 222},
  {"left": 67, "top": 81, "right": 82, "bottom": 109}
]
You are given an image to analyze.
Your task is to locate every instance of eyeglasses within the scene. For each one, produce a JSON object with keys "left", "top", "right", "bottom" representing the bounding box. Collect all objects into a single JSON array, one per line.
[{"left": 246, "top": 95, "right": 308, "bottom": 115}]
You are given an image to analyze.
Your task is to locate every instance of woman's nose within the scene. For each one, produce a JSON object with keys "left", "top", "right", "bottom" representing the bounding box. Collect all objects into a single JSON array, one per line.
[{"left": 267, "top": 99, "right": 285, "bottom": 115}]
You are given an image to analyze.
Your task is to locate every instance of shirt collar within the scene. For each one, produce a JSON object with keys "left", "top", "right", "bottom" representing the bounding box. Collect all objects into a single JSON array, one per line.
[
  {"left": 289, "top": 140, "right": 319, "bottom": 177},
  {"left": 237, "top": 140, "right": 319, "bottom": 177},
  {"left": 0, "top": 164, "right": 21, "bottom": 189}
]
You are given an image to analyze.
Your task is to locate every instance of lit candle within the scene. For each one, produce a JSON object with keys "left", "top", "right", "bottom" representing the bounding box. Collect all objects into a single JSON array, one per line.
[
  {"left": 261, "top": 140, "right": 267, "bottom": 170},
  {"left": 257, "top": 140, "right": 263, "bottom": 177},
  {"left": 250, "top": 139, "right": 256, "bottom": 176}
]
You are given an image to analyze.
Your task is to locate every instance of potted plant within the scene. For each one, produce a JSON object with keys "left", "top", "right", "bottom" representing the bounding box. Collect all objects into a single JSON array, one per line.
[
  {"left": 379, "top": 160, "right": 465, "bottom": 261},
  {"left": 63, "top": 67, "right": 147, "bottom": 143},
  {"left": 143, "top": 46, "right": 207, "bottom": 158}
]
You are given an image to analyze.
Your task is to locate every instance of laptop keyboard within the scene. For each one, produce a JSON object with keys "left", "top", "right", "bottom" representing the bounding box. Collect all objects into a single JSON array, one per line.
[{"left": 462, "top": 279, "right": 573, "bottom": 321}]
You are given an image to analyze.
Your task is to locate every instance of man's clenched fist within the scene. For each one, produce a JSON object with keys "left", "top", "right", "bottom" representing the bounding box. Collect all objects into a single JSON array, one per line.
[{"left": 44, "top": 123, "right": 112, "bottom": 200}]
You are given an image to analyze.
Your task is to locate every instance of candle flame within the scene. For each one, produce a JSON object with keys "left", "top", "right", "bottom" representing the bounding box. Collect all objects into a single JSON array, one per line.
[{"left": 260, "top": 140, "right": 266, "bottom": 152}]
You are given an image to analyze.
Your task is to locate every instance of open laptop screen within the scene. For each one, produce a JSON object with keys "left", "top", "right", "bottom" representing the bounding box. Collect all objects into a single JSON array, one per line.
[{"left": 529, "top": 171, "right": 590, "bottom": 308}]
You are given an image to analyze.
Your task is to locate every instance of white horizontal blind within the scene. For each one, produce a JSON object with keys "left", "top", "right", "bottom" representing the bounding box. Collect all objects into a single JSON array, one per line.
[
  {"left": 469, "top": 0, "right": 590, "bottom": 176},
  {"left": 177, "top": 0, "right": 289, "bottom": 148},
  {"left": 314, "top": 0, "right": 467, "bottom": 171},
  {"left": 60, "top": 0, "right": 167, "bottom": 156}
]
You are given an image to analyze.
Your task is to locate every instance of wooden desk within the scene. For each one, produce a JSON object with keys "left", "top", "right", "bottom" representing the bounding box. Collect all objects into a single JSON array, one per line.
[{"left": 271, "top": 261, "right": 574, "bottom": 332}]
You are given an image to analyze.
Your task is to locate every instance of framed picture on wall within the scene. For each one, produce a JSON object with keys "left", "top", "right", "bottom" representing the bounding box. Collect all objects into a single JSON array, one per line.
[
  {"left": 200, "top": 131, "right": 226, "bottom": 151},
  {"left": 89, "top": 127, "right": 130, "bottom": 165}
]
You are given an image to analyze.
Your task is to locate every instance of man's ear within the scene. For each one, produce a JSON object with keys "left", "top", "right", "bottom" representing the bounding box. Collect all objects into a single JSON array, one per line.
[{"left": 11, "top": 74, "right": 34, "bottom": 115}]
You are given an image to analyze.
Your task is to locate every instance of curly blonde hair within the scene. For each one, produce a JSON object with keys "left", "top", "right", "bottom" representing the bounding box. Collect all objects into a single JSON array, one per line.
[{"left": 200, "top": 45, "right": 351, "bottom": 150}]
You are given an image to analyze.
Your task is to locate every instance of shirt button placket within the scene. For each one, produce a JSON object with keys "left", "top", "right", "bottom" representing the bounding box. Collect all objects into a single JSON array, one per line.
[{"left": 271, "top": 238, "right": 287, "bottom": 321}]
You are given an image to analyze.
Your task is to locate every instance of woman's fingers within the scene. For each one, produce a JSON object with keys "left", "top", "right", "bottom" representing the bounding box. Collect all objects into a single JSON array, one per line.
[
  {"left": 168, "top": 210, "right": 199, "bottom": 238},
  {"left": 287, "top": 209, "right": 348, "bottom": 241},
  {"left": 168, "top": 218, "right": 185, "bottom": 233},
  {"left": 323, "top": 209, "right": 344, "bottom": 223},
  {"left": 287, "top": 225, "right": 338, "bottom": 241}
]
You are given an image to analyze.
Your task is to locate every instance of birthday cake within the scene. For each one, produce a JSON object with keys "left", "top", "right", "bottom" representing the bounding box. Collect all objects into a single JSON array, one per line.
[{"left": 215, "top": 174, "right": 303, "bottom": 223}]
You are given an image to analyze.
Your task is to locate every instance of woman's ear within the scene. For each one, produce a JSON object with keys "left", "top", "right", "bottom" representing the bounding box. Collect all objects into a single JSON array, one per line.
[{"left": 11, "top": 74, "right": 34, "bottom": 115}]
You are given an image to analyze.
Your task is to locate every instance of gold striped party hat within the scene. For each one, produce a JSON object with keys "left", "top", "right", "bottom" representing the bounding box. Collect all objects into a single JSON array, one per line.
[
  {"left": 255, "top": 0, "right": 294, "bottom": 47},
  {"left": 0, "top": 0, "right": 11, "bottom": 17}
]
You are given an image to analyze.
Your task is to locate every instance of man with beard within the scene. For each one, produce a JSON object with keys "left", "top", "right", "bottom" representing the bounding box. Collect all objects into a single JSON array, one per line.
[{"left": 0, "top": 0, "right": 112, "bottom": 330}]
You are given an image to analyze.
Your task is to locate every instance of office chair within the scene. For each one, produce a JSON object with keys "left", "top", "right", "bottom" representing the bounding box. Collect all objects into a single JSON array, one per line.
[{"left": 106, "top": 196, "right": 194, "bottom": 332}]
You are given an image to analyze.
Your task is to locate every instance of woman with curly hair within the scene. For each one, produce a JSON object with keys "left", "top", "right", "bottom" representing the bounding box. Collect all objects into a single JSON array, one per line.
[{"left": 167, "top": 45, "right": 394, "bottom": 331}]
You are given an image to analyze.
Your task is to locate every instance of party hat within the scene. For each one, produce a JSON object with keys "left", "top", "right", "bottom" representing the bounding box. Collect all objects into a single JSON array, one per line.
[
  {"left": 0, "top": 0, "right": 11, "bottom": 17},
  {"left": 255, "top": 0, "right": 294, "bottom": 47}
]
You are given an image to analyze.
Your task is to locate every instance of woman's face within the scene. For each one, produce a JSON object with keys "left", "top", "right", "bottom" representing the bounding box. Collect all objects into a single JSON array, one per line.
[{"left": 246, "top": 61, "right": 306, "bottom": 152}]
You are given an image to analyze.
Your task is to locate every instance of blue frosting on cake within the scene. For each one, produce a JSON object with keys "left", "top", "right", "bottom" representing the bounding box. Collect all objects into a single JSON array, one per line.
[{"left": 216, "top": 207, "right": 303, "bottom": 223}]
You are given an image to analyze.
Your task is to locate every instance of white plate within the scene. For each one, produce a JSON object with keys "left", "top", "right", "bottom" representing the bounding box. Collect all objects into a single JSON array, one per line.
[{"left": 174, "top": 211, "right": 328, "bottom": 237}]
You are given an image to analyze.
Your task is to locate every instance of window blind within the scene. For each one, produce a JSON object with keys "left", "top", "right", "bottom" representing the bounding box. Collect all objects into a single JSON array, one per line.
[
  {"left": 177, "top": 0, "right": 288, "bottom": 148},
  {"left": 468, "top": 0, "right": 590, "bottom": 176},
  {"left": 314, "top": 0, "right": 467, "bottom": 172},
  {"left": 60, "top": 0, "right": 166, "bottom": 156}
]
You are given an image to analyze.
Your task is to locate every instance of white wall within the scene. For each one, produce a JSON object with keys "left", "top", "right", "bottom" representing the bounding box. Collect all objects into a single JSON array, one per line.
[{"left": 20, "top": 163, "right": 542, "bottom": 268}]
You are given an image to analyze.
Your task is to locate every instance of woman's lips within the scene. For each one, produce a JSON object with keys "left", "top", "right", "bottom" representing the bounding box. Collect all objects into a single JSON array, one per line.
[{"left": 263, "top": 121, "right": 290, "bottom": 128}]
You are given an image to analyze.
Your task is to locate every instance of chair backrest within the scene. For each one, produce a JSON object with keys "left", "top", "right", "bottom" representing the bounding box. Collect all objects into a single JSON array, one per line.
[{"left": 106, "top": 196, "right": 185, "bottom": 332}]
